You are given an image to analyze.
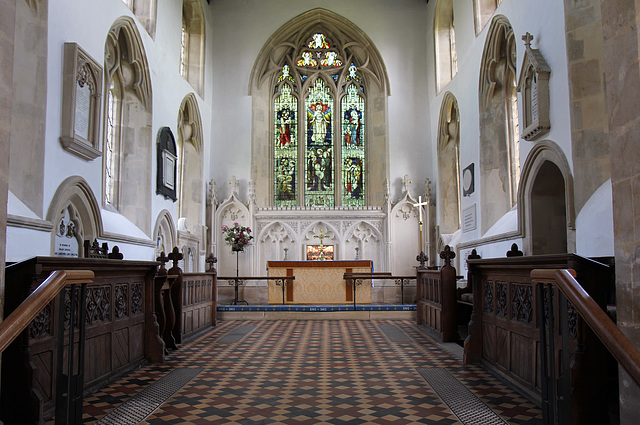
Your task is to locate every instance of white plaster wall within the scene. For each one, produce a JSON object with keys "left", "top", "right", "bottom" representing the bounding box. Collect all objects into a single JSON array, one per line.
[
  {"left": 7, "top": 0, "right": 215, "bottom": 263},
  {"left": 209, "top": 0, "right": 432, "bottom": 202},
  {"left": 576, "top": 180, "right": 615, "bottom": 257},
  {"left": 425, "top": 0, "right": 578, "bottom": 252}
]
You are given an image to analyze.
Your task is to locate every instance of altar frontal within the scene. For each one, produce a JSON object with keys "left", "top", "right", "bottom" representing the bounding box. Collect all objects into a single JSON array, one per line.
[{"left": 267, "top": 260, "right": 373, "bottom": 304}]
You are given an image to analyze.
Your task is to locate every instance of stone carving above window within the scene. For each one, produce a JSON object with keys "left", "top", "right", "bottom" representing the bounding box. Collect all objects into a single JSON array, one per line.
[{"left": 517, "top": 32, "right": 551, "bottom": 141}]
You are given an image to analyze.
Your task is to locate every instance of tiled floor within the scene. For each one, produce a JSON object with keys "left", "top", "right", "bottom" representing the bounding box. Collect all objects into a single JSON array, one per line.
[{"left": 81, "top": 320, "right": 542, "bottom": 424}]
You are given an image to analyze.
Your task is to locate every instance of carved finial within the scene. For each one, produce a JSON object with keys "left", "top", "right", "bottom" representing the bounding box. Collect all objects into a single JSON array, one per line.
[
  {"left": 522, "top": 32, "right": 534, "bottom": 49},
  {"left": 206, "top": 253, "right": 217, "bottom": 272},
  {"left": 283, "top": 247, "right": 288, "bottom": 261},
  {"left": 168, "top": 246, "right": 184, "bottom": 268},
  {"left": 506, "top": 243, "right": 524, "bottom": 257},
  {"left": 384, "top": 178, "right": 391, "bottom": 204},
  {"left": 425, "top": 178, "right": 432, "bottom": 203},
  {"left": 440, "top": 245, "right": 456, "bottom": 267},
  {"left": 468, "top": 248, "right": 481, "bottom": 260},
  {"left": 402, "top": 175, "right": 412, "bottom": 195},
  {"left": 208, "top": 179, "right": 218, "bottom": 206},
  {"left": 107, "top": 245, "right": 123, "bottom": 259},
  {"left": 355, "top": 246, "right": 360, "bottom": 260},
  {"left": 248, "top": 180, "right": 257, "bottom": 205},
  {"left": 416, "top": 251, "right": 428, "bottom": 268},
  {"left": 228, "top": 175, "right": 239, "bottom": 196}
]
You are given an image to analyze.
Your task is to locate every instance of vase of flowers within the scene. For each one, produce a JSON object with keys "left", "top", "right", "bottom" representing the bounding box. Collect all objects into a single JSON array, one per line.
[{"left": 222, "top": 222, "right": 253, "bottom": 252}]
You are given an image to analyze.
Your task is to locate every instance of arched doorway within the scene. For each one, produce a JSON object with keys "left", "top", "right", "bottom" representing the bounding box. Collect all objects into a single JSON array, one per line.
[{"left": 530, "top": 161, "right": 567, "bottom": 254}]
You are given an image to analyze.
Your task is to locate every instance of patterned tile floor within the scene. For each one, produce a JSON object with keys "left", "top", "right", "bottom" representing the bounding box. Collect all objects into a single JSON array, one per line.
[{"left": 79, "top": 320, "right": 542, "bottom": 424}]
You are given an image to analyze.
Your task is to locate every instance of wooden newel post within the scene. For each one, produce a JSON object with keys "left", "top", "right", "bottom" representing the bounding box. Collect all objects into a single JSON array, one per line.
[
  {"left": 440, "top": 245, "right": 457, "bottom": 342},
  {"left": 168, "top": 247, "right": 184, "bottom": 346}
]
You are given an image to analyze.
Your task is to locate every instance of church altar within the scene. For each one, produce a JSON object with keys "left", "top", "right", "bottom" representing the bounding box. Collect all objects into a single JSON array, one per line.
[{"left": 267, "top": 260, "right": 373, "bottom": 304}]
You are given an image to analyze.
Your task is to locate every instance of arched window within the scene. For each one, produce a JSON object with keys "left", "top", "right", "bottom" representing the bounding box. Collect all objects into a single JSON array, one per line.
[
  {"left": 473, "top": 0, "right": 502, "bottom": 35},
  {"left": 272, "top": 32, "right": 368, "bottom": 207},
  {"left": 104, "top": 17, "right": 153, "bottom": 234},
  {"left": 180, "top": 0, "right": 205, "bottom": 97},
  {"left": 434, "top": 0, "right": 457, "bottom": 92},
  {"left": 437, "top": 93, "right": 460, "bottom": 235},
  {"left": 121, "top": 0, "right": 157, "bottom": 38},
  {"left": 478, "top": 16, "right": 519, "bottom": 233}
]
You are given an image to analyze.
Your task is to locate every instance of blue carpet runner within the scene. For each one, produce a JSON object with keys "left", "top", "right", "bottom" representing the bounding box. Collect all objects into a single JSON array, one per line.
[{"left": 217, "top": 304, "right": 417, "bottom": 312}]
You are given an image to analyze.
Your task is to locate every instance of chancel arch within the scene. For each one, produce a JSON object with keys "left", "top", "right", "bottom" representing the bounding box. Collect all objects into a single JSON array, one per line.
[
  {"left": 437, "top": 92, "right": 461, "bottom": 236},
  {"left": 519, "top": 141, "right": 575, "bottom": 255},
  {"left": 103, "top": 16, "right": 153, "bottom": 235},
  {"left": 478, "top": 15, "right": 520, "bottom": 234},
  {"left": 434, "top": 0, "right": 457, "bottom": 92},
  {"left": 47, "top": 176, "right": 103, "bottom": 257},
  {"left": 249, "top": 8, "right": 390, "bottom": 207}
]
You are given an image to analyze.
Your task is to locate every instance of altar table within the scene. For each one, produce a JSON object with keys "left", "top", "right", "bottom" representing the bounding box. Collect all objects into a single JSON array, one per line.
[{"left": 267, "top": 260, "right": 373, "bottom": 304}]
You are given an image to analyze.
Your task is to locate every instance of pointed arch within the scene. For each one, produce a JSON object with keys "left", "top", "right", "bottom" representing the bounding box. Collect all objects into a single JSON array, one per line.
[
  {"left": 518, "top": 140, "right": 575, "bottom": 254},
  {"left": 434, "top": 0, "right": 457, "bottom": 92},
  {"left": 249, "top": 8, "right": 390, "bottom": 207},
  {"left": 177, "top": 93, "right": 204, "bottom": 237},
  {"left": 437, "top": 92, "right": 460, "bottom": 234},
  {"left": 153, "top": 209, "right": 177, "bottom": 259},
  {"left": 103, "top": 16, "right": 153, "bottom": 235},
  {"left": 47, "top": 176, "right": 103, "bottom": 256},
  {"left": 478, "top": 15, "right": 520, "bottom": 234}
]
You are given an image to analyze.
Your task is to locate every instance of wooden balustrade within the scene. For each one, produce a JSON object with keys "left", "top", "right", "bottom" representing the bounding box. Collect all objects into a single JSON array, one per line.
[{"left": 181, "top": 271, "right": 217, "bottom": 341}]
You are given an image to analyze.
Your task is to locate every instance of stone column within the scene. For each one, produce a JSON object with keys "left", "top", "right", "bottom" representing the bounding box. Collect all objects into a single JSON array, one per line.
[
  {"left": 0, "top": 0, "right": 15, "bottom": 322},
  {"left": 600, "top": 0, "right": 640, "bottom": 422}
]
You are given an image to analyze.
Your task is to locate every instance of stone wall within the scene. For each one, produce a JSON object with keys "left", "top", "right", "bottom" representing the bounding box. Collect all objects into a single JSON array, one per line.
[{"left": 600, "top": 0, "right": 640, "bottom": 422}]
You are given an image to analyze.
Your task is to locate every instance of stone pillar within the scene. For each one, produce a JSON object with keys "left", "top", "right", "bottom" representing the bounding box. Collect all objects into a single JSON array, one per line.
[
  {"left": 0, "top": 0, "right": 15, "bottom": 321},
  {"left": 600, "top": 0, "right": 640, "bottom": 422}
]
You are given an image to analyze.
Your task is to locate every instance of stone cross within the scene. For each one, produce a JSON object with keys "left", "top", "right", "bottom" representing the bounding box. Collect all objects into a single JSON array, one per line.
[
  {"left": 228, "top": 175, "right": 239, "bottom": 196},
  {"left": 522, "top": 32, "right": 533, "bottom": 49}
]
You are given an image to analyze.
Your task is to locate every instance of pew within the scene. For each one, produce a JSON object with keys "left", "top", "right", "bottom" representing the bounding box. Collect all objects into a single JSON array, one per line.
[
  {"left": 415, "top": 245, "right": 458, "bottom": 342},
  {"left": 464, "top": 253, "right": 615, "bottom": 408},
  {"left": 2, "top": 255, "right": 161, "bottom": 424}
]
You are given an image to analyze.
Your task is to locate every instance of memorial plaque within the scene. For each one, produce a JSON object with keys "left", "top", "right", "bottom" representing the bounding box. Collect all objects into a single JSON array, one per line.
[{"left": 462, "top": 204, "right": 477, "bottom": 233}]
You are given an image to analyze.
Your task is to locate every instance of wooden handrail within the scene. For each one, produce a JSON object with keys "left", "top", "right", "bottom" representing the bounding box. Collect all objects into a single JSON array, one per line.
[
  {"left": 0, "top": 269, "right": 94, "bottom": 354},
  {"left": 532, "top": 268, "right": 640, "bottom": 389}
]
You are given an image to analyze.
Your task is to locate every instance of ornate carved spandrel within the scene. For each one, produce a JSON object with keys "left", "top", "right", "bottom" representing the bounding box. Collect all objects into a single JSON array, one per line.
[
  {"left": 85, "top": 286, "right": 112, "bottom": 325},
  {"left": 511, "top": 284, "right": 533, "bottom": 325}
]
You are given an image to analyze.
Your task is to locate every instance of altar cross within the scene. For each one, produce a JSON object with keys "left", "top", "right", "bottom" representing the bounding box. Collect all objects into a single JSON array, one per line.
[
  {"left": 413, "top": 196, "right": 430, "bottom": 252},
  {"left": 313, "top": 227, "right": 328, "bottom": 261}
]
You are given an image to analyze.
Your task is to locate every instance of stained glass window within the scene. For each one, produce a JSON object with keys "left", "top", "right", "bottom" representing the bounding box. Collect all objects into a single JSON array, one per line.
[
  {"left": 304, "top": 79, "right": 334, "bottom": 207},
  {"left": 273, "top": 33, "right": 366, "bottom": 207},
  {"left": 274, "top": 83, "right": 298, "bottom": 206},
  {"left": 341, "top": 83, "right": 365, "bottom": 206}
]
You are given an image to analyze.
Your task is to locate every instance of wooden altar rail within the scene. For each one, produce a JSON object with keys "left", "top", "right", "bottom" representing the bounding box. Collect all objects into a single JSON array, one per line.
[
  {"left": 2, "top": 257, "right": 163, "bottom": 425},
  {"left": 532, "top": 269, "right": 640, "bottom": 425},
  {"left": 464, "top": 254, "right": 614, "bottom": 407},
  {"left": 217, "top": 276, "right": 295, "bottom": 305},
  {"left": 181, "top": 271, "right": 217, "bottom": 341},
  {"left": 415, "top": 264, "right": 458, "bottom": 342},
  {"left": 343, "top": 273, "right": 416, "bottom": 304}
]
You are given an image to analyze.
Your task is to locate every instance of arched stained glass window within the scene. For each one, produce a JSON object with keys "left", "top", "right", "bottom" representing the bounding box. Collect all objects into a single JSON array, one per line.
[
  {"left": 341, "top": 81, "right": 365, "bottom": 206},
  {"left": 272, "top": 32, "right": 367, "bottom": 207},
  {"left": 274, "top": 82, "right": 298, "bottom": 206}
]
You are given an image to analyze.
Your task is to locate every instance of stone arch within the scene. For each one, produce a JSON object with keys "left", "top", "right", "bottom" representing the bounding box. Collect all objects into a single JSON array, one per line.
[
  {"left": 478, "top": 15, "right": 519, "bottom": 234},
  {"left": 47, "top": 176, "right": 103, "bottom": 257},
  {"left": 103, "top": 16, "right": 153, "bottom": 235},
  {"left": 249, "top": 8, "right": 390, "bottom": 207},
  {"left": 302, "top": 221, "right": 340, "bottom": 259},
  {"left": 434, "top": 0, "right": 457, "bottom": 92},
  {"left": 437, "top": 92, "right": 460, "bottom": 235},
  {"left": 518, "top": 140, "right": 575, "bottom": 254},
  {"left": 344, "top": 221, "right": 383, "bottom": 262},
  {"left": 177, "top": 93, "right": 204, "bottom": 237},
  {"left": 153, "top": 209, "right": 176, "bottom": 260},
  {"left": 257, "top": 221, "right": 297, "bottom": 263}
]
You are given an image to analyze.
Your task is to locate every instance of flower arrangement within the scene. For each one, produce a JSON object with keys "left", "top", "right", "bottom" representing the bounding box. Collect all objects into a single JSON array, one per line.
[{"left": 222, "top": 222, "right": 253, "bottom": 252}]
